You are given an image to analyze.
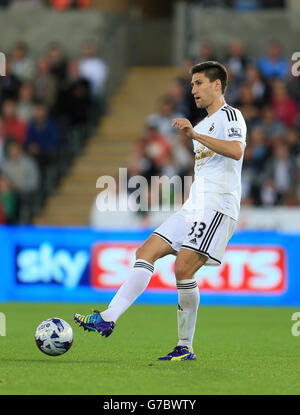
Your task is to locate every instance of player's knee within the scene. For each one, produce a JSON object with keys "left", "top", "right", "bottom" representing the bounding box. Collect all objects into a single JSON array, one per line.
[
  {"left": 135, "top": 244, "right": 157, "bottom": 264},
  {"left": 135, "top": 235, "right": 171, "bottom": 263},
  {"left": 135, "top": 244, "right": 147, "bottom": 260},
  {"left": 174, "top": 259, "right": 191, "bottom": 281}
]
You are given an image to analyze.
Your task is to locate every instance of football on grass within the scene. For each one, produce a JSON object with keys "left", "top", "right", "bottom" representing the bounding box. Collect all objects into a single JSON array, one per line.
[{"left": 35, "top": 318, "right": 73, "bottom": 356}]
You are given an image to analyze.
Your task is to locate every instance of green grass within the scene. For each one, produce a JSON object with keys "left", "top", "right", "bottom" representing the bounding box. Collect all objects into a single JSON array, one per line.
[{"left": 0, "top": 303, "right": 300, "bottom": 395}]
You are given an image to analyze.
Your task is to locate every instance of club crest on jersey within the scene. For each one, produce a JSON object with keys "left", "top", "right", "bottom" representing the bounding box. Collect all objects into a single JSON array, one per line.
[
  {"left": 208, "top": 123, "right": 215, "bottom": 134},
  {"left": 228, "top": 127, "right": 242, "bottom": 138}
]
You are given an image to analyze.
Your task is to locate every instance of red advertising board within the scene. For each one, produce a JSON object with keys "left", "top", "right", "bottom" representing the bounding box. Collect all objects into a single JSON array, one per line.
[{"left": 90, "top": 243, "right": 287, "bottom": 294}]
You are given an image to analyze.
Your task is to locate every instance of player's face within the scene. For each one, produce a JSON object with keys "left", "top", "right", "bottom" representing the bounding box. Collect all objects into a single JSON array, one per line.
[{"left": 191, "top": 72, "right": 219, "bottom": 109}]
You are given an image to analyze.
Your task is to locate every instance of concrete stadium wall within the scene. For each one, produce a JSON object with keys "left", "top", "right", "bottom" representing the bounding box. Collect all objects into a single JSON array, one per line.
[
  {"left": 174, "top": 4, "right": 300, "bottom": 64},
  {"left": 0, "top": 10, "right": 109, "bottom": 59}
]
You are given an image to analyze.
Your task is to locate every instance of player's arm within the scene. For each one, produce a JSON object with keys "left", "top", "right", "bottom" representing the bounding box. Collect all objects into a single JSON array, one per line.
[{"left": 172, "top": 118, "right": 244, "bottom": 161}]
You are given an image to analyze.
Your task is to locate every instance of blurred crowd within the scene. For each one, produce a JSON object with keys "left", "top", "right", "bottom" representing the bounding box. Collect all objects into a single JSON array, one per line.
[
  {"left": 0, "top": 0, "right": 90, "bottom": 10},
  {"left": 0, "top": 40, "right": 107, "bottom": 223},
  {"left": 193, "top": 0, "right": 286, "bottom": 9},
  {"left": 128, "top": 40, "right": 300, "bottom": 210}
]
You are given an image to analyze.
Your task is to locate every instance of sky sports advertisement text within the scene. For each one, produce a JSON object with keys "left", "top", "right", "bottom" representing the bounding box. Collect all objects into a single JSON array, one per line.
[{"left": 0, "top": 225, "right": 298, "bottom": 305}]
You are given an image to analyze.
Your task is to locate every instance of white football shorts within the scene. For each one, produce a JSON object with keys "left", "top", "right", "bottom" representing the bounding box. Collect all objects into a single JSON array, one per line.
[{"left": 153, "top": 208, "right": 236, "bottom": 266}]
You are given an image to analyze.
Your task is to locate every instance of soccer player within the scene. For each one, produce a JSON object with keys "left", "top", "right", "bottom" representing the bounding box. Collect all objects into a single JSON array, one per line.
[{"left": 74, "top": 61, "right": 247, "bottom": 361}]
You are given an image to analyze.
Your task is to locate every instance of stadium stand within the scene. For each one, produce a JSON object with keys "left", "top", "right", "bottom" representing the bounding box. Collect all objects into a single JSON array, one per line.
[
  {"left": 34, "top": 67, "right": 179, "bottom": 226},
  {"left": 0, "top": 8, "right": 127, "bottom": 225},
  {"left": 0, "top": 40, "right": 101, "bottom": 224},
  {"left": 0, "top": 4, "right": 298, "bottom": 227},
  {"left": 91, "top": 39, "right": 300, "bottom": 226}
]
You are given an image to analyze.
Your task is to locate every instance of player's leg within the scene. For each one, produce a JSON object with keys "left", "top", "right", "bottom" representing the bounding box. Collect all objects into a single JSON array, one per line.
[
  {"left": 158, "top": 210, "right": 237, "bottom": 360},
  {"left": 99, "top": 234, "right": 176, "bottom": 323},
  {"left": 175, "top": 248, "right": 207, "bottom": 352},
  {"left": 73, "top": 234, "right": 176, "bottom": 336},
  {"left": 158, "top": 248, "right": 206, "bottom": 361}
]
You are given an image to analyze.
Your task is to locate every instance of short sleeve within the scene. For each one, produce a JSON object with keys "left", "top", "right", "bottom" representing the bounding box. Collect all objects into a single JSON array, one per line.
[{"left": 223, "top": 111, "right": 247, "bottom": 146}]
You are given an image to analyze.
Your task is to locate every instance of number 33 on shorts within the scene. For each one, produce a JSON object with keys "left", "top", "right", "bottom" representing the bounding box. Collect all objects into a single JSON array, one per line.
[
  {"left": 181, "top": 210, "right": 237, "bottom": 266},
  {"left": 187, "top": 221, "right": 207, "bottom": 239},
  {"left": 153, "top": 209, "right": 237, "bottom": 266}
]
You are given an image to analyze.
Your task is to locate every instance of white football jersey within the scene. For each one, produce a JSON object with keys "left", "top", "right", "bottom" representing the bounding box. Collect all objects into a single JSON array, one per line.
[{"left": 182, "top": 103, "right": 247, "bottom": 221}]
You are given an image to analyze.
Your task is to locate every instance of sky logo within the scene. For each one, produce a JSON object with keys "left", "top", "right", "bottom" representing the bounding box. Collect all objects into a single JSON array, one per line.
[{"left": 16, "top": 243, "right": 89, "bottom": 288}]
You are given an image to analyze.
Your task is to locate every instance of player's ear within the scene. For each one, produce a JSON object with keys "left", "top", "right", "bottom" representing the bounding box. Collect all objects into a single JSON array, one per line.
[{"left": 215, "top": 79, "right": 221, "bottom": 91}]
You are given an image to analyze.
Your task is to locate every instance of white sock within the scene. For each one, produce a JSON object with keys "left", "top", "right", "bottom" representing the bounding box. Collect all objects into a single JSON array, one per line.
[
  {"left": 176, "top": 279, "right": 200, "bottom": 353},
  {"left": 101, "top": 259, "right": 154, "bottom": 323}
]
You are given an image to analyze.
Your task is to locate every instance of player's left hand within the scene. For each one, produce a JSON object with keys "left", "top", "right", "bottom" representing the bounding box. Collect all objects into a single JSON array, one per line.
[{"left": 172, "top": 118, "right": 195, "bottom": 139}]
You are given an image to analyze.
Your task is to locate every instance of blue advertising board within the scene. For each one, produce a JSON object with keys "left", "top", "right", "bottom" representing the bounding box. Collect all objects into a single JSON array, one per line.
[{"left": 0, "top": 225, "right": 299, "bottom": 305}]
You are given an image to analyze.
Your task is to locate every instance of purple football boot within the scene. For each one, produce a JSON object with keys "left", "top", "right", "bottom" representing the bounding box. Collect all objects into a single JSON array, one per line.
[
  {"left": 158, "top": 346, "right": 196, "bottom": 361},
  {"left": 73, "top": 310, "right": 115, "bottom": 338}
]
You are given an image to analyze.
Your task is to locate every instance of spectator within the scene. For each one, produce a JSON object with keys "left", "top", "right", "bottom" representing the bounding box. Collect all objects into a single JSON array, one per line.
[
  {"left": 128, "top": 124, "right": 172, "bottom": 182},
  {"left": 248, "top": 127, "right": 269, "bottom": 169},
  {"left": 172, "top": 131, "right": 194, "bottom": 179},
  {"left": 260, "top": 179, "right": 277, "bottom": 206},
  {"left": 233, "top": 0, "right": 260, "bottom": 10},
  {"left": 0, "top": 59, "right": 21, "bottom": 101},
  {"left": 225, "top": 40, "right": 249, "bottom": 83},
  {"left": 2, "top": 139, "right": 40, "bottom": 194},
  {"left": 178, "top": 57, "right": 195, "bottom": 89},
  {"left": 256, "top": 105, "right": 286, "bottom": 142},
  {"left": 34, "top": 57, "right": 58, "bottom": 112},
  {"left": 282, "top": 188, "right": 299, "bottom": 207},
  {"left": 10, "top": 42, "right": 35, "bottom": 82},
  {"left": 74, "top": 0, "right": 90, "bottom": 8},
  {"left": 49, "top": 0, "right": 91, "bottom": 9},
  {"left": 0, "top": 173, "right": 18, "bottom": 223},
  {"left": 59, "top": 59, "right": 92, "bottom": 127},
  {"left": 2, "top": 99, "right": 27, "bottom": 146},
  {"left": 235, "top": 84, "right": 260, "bottom": 128},
  {"left": 0, "top": 117, "right": 6, "bottom": 163},
  {"left": 244, "top": 63, "right": 270, "bottom": 104},
  {"left": 147, "top": 95, "right": 184, "bottom": 141},
  {"left": 287, "top": 68, "right": 300, "bottom": 104},
  {"left": 178, "top": 58, "right": 208, "bottom": 125},
  {"left": 260, "top": 0, "right": 286, "bottom": 8},
  {"left": 261, "top": 142, "right": 297, "bottom": 205},
  {"left": 167, "top": 77, "right": 189, "bottom": 116},
  {"left": 271, "top": 78, "right": 298, "bottom": 128},
  {"left": 49, "top": 0, "right": 71, "bottom": 10},
  {"left": 78, "top": 42, "right": 108, "bottom": 103},
  {"left": 224, "top": 66, "right": 241, "bottom": 106},
  {"left": 285, "top": 128, "right": 300, "bottom": 156},
  {"left": 0, "top": 201, "right": 5, "bottom": 224},
  {"left": 25, "top": 102, "right": 60, "bottom": 195},
  {"left": 16, "top": 82, "right": 35, "bottom": 122},
  {"left": 26, "top": 102, "right": 60, "bottom": 164},
  {"left": 197, "top": 42, "right": 217, "bottom": 63},
  {"left": 47, "top": 42, "right": 68, "bottom": 89},
  {"left": 258, "top": 41, "right": 289, "bottom": 79},
  {"left": 241, "top": 145, "right": 256, "bottom": 204}
]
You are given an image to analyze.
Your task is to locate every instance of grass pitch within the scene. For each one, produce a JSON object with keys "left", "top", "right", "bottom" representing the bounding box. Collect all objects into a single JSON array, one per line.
[{"left": 0, "top": 303, "right": 299, "bottom": 395}]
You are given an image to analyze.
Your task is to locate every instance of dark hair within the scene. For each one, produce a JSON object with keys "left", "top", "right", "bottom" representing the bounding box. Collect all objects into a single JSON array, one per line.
[{"left": 190, "top": 61, "right": 228, "bottom": 94}]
